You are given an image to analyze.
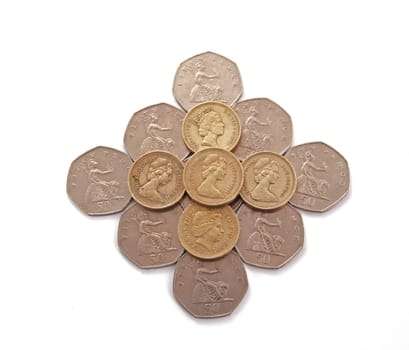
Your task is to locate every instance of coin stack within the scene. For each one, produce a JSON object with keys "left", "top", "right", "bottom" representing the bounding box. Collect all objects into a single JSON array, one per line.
[{"left": 67, "top": 52, "right": 350, "bottom": 318}]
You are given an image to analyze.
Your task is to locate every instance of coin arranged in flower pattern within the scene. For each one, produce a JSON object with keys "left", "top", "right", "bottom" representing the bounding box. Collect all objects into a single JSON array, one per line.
[
  {"left": 66, "top": 51, "right": 350, "bottom": 319},
  {"left": 182, "top": 102, "right": 242, "bottom": 152},
  {"left": 240, "top": 151, "right": 297, "bottom": 210},
  {"left": 124, "top": 103, "right": 189, "bottom": 161},
  {"left": 286, "top": 141, "right": 350, "bottom": 212},
  {"left": 178, "top": 203, "right": 239, "bottom": 260},
  {"left": 67, "top": 146, "right": 132, "bottom": 215},
  {"left": 183, "top": 147, "right": 243, "bottom": 206},
  {"left": 236, "top": 203, "right": 304, "bottom": 268},
  {"left": 128, "top": 151, "right": 185, "bottom": 209},
  {"left": 172, "top": 51, "right": 243, "bottom": 111},
  {"left": 233, "top": 98, "right": 293, "bottom": 160},
  {"left": 118, "top": 202, "right": 184, "bottom": 268},
  {"left": 173, "top": 251, "right": 248, "bottom": 318}
]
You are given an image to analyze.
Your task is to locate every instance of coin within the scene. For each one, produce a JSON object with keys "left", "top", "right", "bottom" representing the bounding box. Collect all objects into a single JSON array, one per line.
[
  {"left": 286, "top": 142, "right": 350, "bottom": 212},
  {"left": 173, "top": 251, "right": 248, "bottom": 318},
  {"left": 117, "top": 202, "right": 184, "bottom": 268},
  {"left": 233, "top": 98, "right": 293, "bottom": 160},
  {"left": 240, "top": 151, "right": 297, "bottom": 210},
  {"left": 182, "top": 102, "right": 241, "bottom": 153},
  {"left": 124, "top": 103, "right": 189, "bottom": 161},
  {"left": 183, "top": 147, "right": 243, "bottom": 206},
  {"left": 178, "top": 203, "right": 239, "bottom": 260},
  {"left": 236, "top": 203, "right": 304, "bottom": 268},
  {"left": 67, "top": 146, "right": 132, "bottom": 215},
  {"left": 172, "top": 51, "right": 243, "bottom": 111},
  {"left": 128, "top": 151, "right": 185, "bottom": 209}
]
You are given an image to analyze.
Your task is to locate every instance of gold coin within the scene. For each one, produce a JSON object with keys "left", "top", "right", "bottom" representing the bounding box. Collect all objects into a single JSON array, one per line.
[
  {"left": 182, "top": 102, "right": 242, "bottom": 152},
  {"left": 183, "top": 147, "right": 243, "bottom": 206},
  {"left": 240, "top": 152, "right": 296, "bottom": 210},
  {"left": 178, "top": 203, "right": 239, "bottom": 259},
  {"left": 128, "top": 151, "right": 185, "bottom": 209}
]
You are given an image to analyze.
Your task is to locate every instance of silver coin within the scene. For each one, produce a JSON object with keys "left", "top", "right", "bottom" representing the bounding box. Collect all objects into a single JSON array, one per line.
[{"left": 173, "top": 52, "right": 243, "bottom": 111}]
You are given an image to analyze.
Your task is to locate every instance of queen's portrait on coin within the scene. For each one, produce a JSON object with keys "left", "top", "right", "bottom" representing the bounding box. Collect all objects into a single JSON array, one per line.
[
  {"left": 139, "top": 158, "right": 173, "bottom": 202},
  {"left": 197, "top": 154, "right": 226, "bottom": 199},
  {"left": 192, "top": 211, "right": 224, "bottom": 252},
  {"left": 198, "top": 109, "right": 225, "bottom": 147},
  {"left": 250, "top": 158, "right": 280, "bottom": 202}
]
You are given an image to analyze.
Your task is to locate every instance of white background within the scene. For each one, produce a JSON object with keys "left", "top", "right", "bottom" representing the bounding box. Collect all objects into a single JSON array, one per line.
[{"left": 1, "top": 1, "right": 408, "bottom": 349}]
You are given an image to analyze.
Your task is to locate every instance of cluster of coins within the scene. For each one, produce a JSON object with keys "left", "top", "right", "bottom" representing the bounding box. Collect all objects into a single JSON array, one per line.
[{"left": 67, "top": 52, "right": 350, "bottom": 318}]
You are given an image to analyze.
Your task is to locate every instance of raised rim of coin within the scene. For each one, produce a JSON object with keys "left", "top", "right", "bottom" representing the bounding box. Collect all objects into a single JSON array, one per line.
[
  {"left": 182, "top": 101, "right": 242, "bottom": 152},
  {"left": 240, "top": 151, "right": 297, "bottom": 210},
  {"left": 128, "top": 150, "right": 185, "bottom": 209}
]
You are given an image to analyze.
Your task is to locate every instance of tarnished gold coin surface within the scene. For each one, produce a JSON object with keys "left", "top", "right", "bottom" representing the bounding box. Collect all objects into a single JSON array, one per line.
[
  {"left": 178, "top": 203, "right": 239, "bottom": 260},
  {"left": 240, "top": 152, "right": 296, "bottom": 210},
  {"left": 128, "top": 151, "right": 185, "bottom": 209},
  {"left": 183, "top": 148, "right": 243, "bottom": 206},
  {"left": 182, "top": 102, "right": 241, "bottom": 152}
]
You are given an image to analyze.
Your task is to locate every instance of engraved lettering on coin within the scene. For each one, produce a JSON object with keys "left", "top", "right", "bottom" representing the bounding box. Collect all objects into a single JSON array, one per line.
[
  {"left": 67, "top": 146, "right": 132, "bottom": 215},
  {"left": 178, "top": 203, "right": 239, "bottom": 259},
  {"left": 286, "top": 142, "right": 350, "bottom": 212},
  {"left": 173, "top": 252, "right": 248, "bottom": 318},
  {"left": 124, "top": 103, "right": 189, "bottom": 161},
  {"left": 183, "top": 148, "right": 243, "bottom": 206},
  {"left": 173, "top": 51, "right": 243, "bottom": 111},
  {"left": 241, "top": 152, "right": 296, "bottom": 210},
  {"left": 118, "top": 202, "right": 183, "bottom": 268},
  {"left": 128, "top": 151, "right": 184, "bottom": 209},
  {"left": 233, "top": 98, "right": 293, "bottom": 160},
  {"left": 182, "top": 102, "right": 241, "bottom": 152},
  {"left": 236, "top": 203, "right": 304, "bottom": 268}
]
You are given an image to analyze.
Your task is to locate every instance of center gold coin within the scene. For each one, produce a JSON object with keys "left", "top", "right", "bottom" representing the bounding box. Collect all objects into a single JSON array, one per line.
[{"left": 183, "top": 147, "right": 243, "bottom": 206}]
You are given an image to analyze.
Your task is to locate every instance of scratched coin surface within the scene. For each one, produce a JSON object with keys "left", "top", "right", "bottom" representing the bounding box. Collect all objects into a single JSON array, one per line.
[
  {"left": 128, "top": 151, "right": 184, "bottom": 209},
  {"left": 236, "top": 203, "right": 304, "bottom": 268},
  {"left": 178, "top": 203, "right": 239, "bottom": 260},
  {"left": 173, "top": 251, "right": 248, "bottom": 318},
  {"left": 183, "top": 147, "right": 243, "bottom": 206},
  {"left": 286, "top": 142, "right": 350, "bottom": 212},
  {"left": 124, "top": 103, "right": 189, "bottom": 161},
  {"left": 233, "top": 98, "right": 293, "bottom": 160},
  {"left": 240, "top": 152, "right": 296, "bottom": 210},
  {"left": 173, "top": 51, "right": 243, "bottom": 111},
  {"left": 182, "top": 102, "right": 242, "bottom": 152},
  {"left": 67, "top": 146, "right": 132, "bottom": 215},
  {"left": 117, "top": 202, "right": 184, "bottom": 268}
]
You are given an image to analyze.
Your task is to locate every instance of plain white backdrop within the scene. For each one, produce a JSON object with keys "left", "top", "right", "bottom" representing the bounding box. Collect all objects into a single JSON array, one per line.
[{"left": 1, "top": 1, "right": 408, "bottom": 349}]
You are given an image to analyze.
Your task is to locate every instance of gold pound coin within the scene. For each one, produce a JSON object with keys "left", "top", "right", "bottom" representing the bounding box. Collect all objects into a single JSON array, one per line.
[
  {"left": 183, "top": 147, "right": 243, "bottom": 206},
  {"left": 182, "top": 102, "right": 241, "bottom": 152},
  {"left": 240, "top": 152, "right": 296, "bottom": 210},
  {"left": 128, "top": 151, "right": 185, "bottom": 209},
  {"left": 178, "top": 203, "right": 239, "bottom": 259}
]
